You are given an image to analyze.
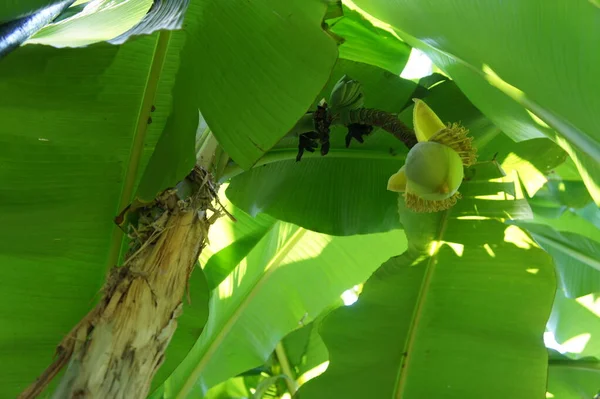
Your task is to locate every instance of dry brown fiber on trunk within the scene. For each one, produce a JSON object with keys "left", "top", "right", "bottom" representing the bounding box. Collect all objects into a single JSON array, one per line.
[{"left": 20, "top": 167, "right": 218, "bottom": 399}]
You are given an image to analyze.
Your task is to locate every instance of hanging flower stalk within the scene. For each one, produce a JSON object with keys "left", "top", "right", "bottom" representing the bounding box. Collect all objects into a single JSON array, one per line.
[
  {"left": 293, "top": 75, "right": 476, "bottom": 213},
  {"left": 387, "top": 99, "right": 477, "bottom": 213},
  {"left": 295, "top": 75, "right": 417, "bottom": 161}
]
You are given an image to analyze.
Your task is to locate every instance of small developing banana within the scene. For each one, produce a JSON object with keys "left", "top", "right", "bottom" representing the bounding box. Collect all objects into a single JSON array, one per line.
[{"left": 328, "top": 75, "right": 364, "bottom": 117}]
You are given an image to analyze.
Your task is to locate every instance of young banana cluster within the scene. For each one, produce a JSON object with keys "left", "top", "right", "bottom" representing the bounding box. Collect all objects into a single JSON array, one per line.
[{"left": 296, "top": 75, "right": 477, "bottom": 213}]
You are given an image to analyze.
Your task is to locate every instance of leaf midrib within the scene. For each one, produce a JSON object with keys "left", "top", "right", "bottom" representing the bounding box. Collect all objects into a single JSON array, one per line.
[
  {"left": 532, "top": 233, "right": 600, "bottom": 272},
  {"left": 393, "top": 212, "right": 451, "bottom": 398},
  {"left": 105, "top": 30, "right": 172, "bottom": 270},
  {"left": 221, "top": 148, "right": 406, "bottom": 181}
]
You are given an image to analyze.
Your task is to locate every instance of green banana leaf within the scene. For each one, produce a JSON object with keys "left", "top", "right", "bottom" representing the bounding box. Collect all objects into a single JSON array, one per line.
[
  {"left": 201, "top": 301, "right": 336, "bottom": 396},
  {"left": 509, "top": 173, "right": 600, "bottom": 298},
  {"left": 109, "top": 0, "right": 190, "bottom": 44},
  {"left": 1, "top": 0, "right": 339, "bottom": 395},
  {"left": 298, "top": 165, "right": 556, "bottom": 399},
  {"left": 150, "top": 199, "right": 408, "bottom": 398},
  {"left": 203, "top": 377, "right": 250, "bottom": 399},
  {"left": 547, "top": 350, "right": 600, "bottom": 399},
  {"left": 24, "top": 0, "right": 191, "bottom": 47},
  {"left": 196, "top": 0, "right": 337, "bottom": 169},
  {"left": 197, "top": 186, "right": 278, "bottom": 290},
  {"left": 514, "top": 221, "right": 600, "bottom": 298},
  {"left": 26, "top": 0, "right": 154, "bottom": 47},
  {"left": 352, "top": 0, "right": 600, "bottom": 205},
  {"left": 281, "top": 318, "right": 329, "bottom": 381},
  {"left": 329, "top": 6, "right": 411, "bottom": 74},
  {"left": 548, "top": 290, "right": 600, "bottom": 360},
  {"left": 0, "top": 30, "right": 195, "bottom": 397}
]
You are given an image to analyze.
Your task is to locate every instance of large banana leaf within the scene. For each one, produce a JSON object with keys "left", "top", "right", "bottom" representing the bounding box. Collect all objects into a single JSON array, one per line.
[
  {"left": 548, "top": 290, "right": 600, "bottom": 360},
  {"left": 0, "top": 1, "right": 338, "bottom": 396},
  {"left": 196, "top": 0, "right": 337, "bottom": 169},
  {"left": 26, "top": 0, "right": 154, "bottom": 47},
  {"left": 203, "top": 378, "right": 250, "bottom": 399},
  {"left": 329, "top": 6, "right": 410, "bottom": 74},
  {"left": 110, "top": 0, "right": 190, "bottom": 44},
  {"left": 515, "top": 221, "right": 600, "bottom": 298},
  {"left": 547, "top": 350, "right": 600, "bottom": 399},
  {"left": 0, "top": 32, "right": 190, "bottom": 397},
  {"left": 298, "top": 166, "right": 556, "bottom": 398},
  {"left": 351, "top": 0, "right": 600, "bottom": 205},
  {"left": 150, "top": 200, "right": 408, "bottom": 398},
  {"left": 281, "top": 318, "right": 329, "bottom": 380},
  {"left": 511, "top": 176, "right": 600, "bottom": 297},
  {"left": 24, "top": 0, "right": 191, "bottom": 47}
]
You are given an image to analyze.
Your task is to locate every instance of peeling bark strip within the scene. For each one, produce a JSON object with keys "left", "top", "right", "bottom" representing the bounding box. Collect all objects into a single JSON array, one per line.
[{"left": 20, "top": 167, "right": 218, "bottom": 399}]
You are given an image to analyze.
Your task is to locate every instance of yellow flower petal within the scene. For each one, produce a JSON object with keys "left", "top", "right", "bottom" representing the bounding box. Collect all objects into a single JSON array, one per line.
[
  {"left": 413, "top": 98, "right": 446, "bottom": 142},
  {"left": 387, "top": 166, "right": 407, "bottom": 192}
]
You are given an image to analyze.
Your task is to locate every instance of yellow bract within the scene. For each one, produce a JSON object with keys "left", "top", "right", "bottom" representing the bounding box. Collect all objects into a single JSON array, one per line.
[
  {"left": 387, "top": 166, "right": 407, "bottom": 192},
  {"left": 413, "top": 98, "right": 445, "bottom": 142}
]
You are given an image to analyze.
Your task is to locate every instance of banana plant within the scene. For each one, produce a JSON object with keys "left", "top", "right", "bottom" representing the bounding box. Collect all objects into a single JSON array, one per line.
[{"left": 0, "top": 1, "right": 598, "bottom": 399}]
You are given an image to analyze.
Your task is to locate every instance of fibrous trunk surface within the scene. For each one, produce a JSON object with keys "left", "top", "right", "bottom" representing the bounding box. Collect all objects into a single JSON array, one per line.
[{"left": 20, "top": 167, "right": 217, "bottom": 399}]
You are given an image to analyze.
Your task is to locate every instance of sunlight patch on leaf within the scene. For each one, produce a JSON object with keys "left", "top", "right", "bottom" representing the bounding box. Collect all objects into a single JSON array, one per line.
[
  {"left": 559, "top": 333, "right": 592, "bottom": 354},
  {"left": 482, "top": 64, "right": 526, "bottom": 103},
  {"left": 483, "top": 243, "right": 496, "bottom": 257},
  {"left": 474, "top": 192, "right": 516, "bottom": 201},
  {"left": 554, "top": 135, "right": 600, "bottom": 205},
  {"left": 442, "top": 241, "right": 464, "bottom": 257},
  {"left": 576, "top": 294, "right": 600, "bottom": 317},
  {"left": 274, "top": 230, "right": 332, "bottom": 270},
  {"left": 456, "top": 215, "right": 489, "bottom": 221},
  {"left": 526, "top": 109, "right": 551, "bottom": 129},
  {"left": 218, "top": 275, "right": 234, "bottom": 300},
  {"left": 428, "top": 240, "right": 443, "bottom": 256},
  {"left": 501, "top": 153, "right": 547, "bottom": 197},
  {"left": 526, "top": 268, "right": 539, "bottom": 275},
  {"left": 297, "top": 361, "right": 329, "bottom": 386},
  {"left": 217, "top": 258, "right": 248, "bottom": 300},
  {"left": 504, "top": 225, "right": 536, "bottom": 249},
  {"left": 342, "top": 0, "right": 399, "bottom": 38}
]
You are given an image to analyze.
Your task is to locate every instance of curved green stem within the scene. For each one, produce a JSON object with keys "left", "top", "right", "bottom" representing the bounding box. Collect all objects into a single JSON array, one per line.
[
  {"left": 347, "top": 108, "right": 417, "bottom": 148},
  {"left": 275, "top": 342, "right": 298, "bottom": 395}
]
